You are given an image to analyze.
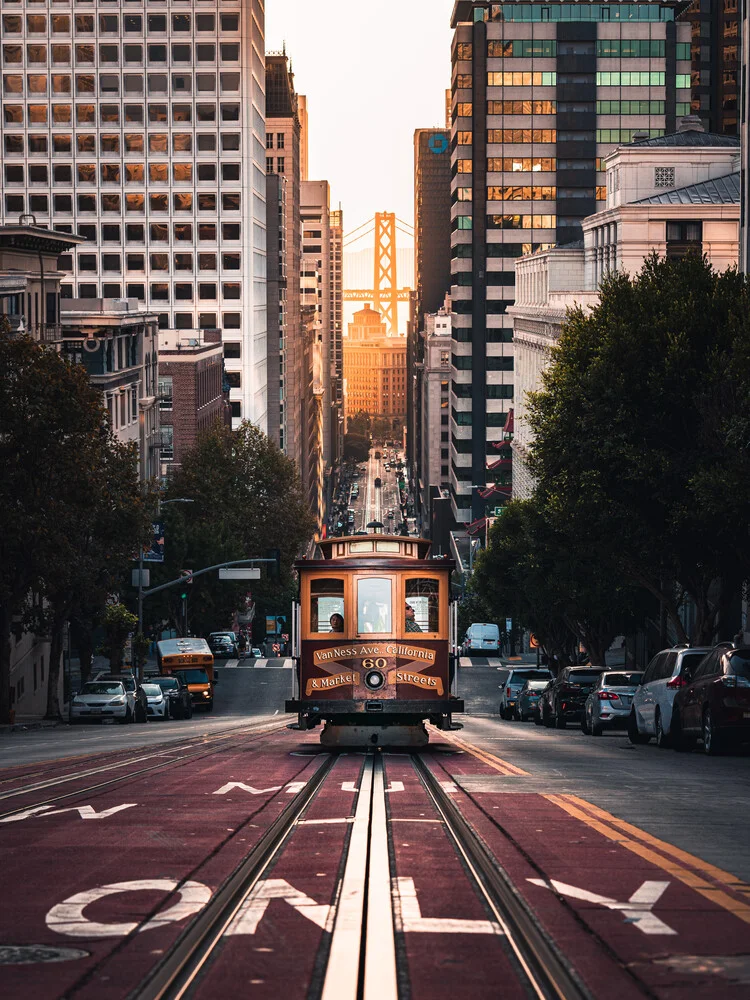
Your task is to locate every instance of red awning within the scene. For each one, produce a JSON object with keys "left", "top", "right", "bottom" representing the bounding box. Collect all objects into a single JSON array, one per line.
[
  {"left": 487, "top": 457, "right": 512, "bottom": 471},
  {"left": 467, "top": 517, "right": 489, "bottom": 536}
]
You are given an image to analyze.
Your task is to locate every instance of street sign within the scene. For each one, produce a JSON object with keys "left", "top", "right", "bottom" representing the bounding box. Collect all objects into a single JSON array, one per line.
[
  {"left": 219, "top": 568, "right": 261, "bottom": 580},
  {"left": 529, "top": 634, "right": 539, "bottom": 648},
  {"left": 132, "top": 569, "right": 150, "bottom": 588},
  {"left": 506, "top": 618, "right": 512, "bottom": 633}
]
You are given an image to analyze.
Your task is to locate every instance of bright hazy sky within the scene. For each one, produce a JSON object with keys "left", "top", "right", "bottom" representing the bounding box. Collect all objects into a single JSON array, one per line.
[{"left": 265, "top": 0, "right": 455, "bottom": 241}]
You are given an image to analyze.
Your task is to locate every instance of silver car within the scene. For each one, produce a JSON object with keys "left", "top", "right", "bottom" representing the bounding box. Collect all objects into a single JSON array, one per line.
[
  {"left": 141, "top": 682, "right": 169, "bottom": 720},
  {"left": 71, "top": 680, "right": 131, "bottom": 724},
  {"left": 629, "top": 645, "right": 712, "bottom": 747},
  {"left": 582, "top": 670, "right": 644, "bottom": 736}
]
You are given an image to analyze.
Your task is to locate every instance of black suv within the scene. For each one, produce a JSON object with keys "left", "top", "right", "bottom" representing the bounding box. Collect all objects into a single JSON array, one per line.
[
  {"left": 542, "top": 666, "right": 607, "bottom": 729},
  {"left": 149, "top": 674, "right": 193, "bottom": 720}
]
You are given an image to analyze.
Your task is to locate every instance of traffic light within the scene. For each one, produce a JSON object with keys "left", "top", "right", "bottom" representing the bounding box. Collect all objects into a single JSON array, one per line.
[{"left": 265, "top": 548, "right": 281, "bottom": 581}]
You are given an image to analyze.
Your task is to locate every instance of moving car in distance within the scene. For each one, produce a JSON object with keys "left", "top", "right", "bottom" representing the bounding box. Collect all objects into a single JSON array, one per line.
[
  {"left": 208, "top": 632, "right": 239, "bottom": 658},
  {"left": 462, "top": 623, "right": 500, "bottom": 656},
  {"left": 582, "top": 670, "right": 644, "bottom": 736},
  {"left": 250, "top": 647, "right": 263, "bottom": 659},
  {"left": 628, "top": 644, "right": 712, "bottom": 747},
  {"left": 71, "top": 680, "right": 131, "bottom": 724},
  {"left": 500, "top": 668, "right": 551, "bottom": 720},
  {"left": 156, "top": 638, "right": 217, "bottom": 712},
  {"left": 515, "top": 679, "right": 551, "bottom": 721},
  {"left": 149, "top": 675, "right": 193, "bottom": 719},
  {"left": 671, "top": 643, "right": 750, "bottom": 754}
]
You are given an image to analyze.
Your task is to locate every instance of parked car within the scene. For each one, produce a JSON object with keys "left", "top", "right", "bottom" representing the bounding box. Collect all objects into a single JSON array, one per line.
[
  {"left": 535, "top": 680, "right": 555, "bottom": 726},
  {"left": 500, "top": 668, "right": 552, "bottom": 719},
  {"left": 583, "top": 670, "right": 644, "bottom": 736},
  {"left": 542, "top": 667, "right": 607, "bottom": 728},
  {"left": 515, "top": 679, "right": 551, "bottom": 721},
  {"left": 150, "top": 674, "right": 193, "bottom": 719},
  {"left": 71, "top": 680, "right": 131, "bottom": 724},
  {"left": 671, "top": 644, "right": 750, "bottom": 754},
  {"left": 628, "top": 644, "right": 712, "bottom": 747},
  {"left": 93, "top": 671, "right": 148, "bottom": 722},
  {"left": 462, "top": 623, "right": 500, "bottom": 656},
  {"left": 141, "top": 682, "right": 169, "bottom": 720},
  {"left": 208, "top": 632, "right": 239, "bottom": 658}
]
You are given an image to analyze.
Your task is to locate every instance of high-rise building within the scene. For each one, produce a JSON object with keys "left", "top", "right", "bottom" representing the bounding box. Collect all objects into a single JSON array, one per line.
[
  {"left": 298, "top": 94, "right": 310, "bottom": 182},
  {"left": 741, "top": 0, "right": 750, "bottom": 272},
  {"left": 684, "top": 0, "right": 740, "bottom": 136},
  {"left": 0, "top": 0, "right": 267, "bottom": 430},
  {"left": 265, "top": 53, "right": 302, "bottom": 456},
  {"left": 301, "top": 181, "right": 344, "bottom": 480},
  {"left": 411, "top": 128, "right": 452, "bottom": 491},
  {"left": 449, "top": 0, "right": 691, "bottom": 524},
  {"left": 265, "top": 172, "right": 284, "bottom": 447},
  {"left": 300, "top": 252, "right": 324, "bottom": 526},
  {"left": 330, "top": 208, "right": 345, "bottom": 468},
  {"left": 416, "top": 304, "right": 452, "bottom": 531},
  {"left": 343, "top": 305, "right": 407, "bottom": 432}
]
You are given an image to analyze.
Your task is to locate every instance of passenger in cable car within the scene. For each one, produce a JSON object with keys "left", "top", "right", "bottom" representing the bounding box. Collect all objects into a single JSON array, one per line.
[
  {"left": 405, "top": 602, "right": 422, "bottom": 633},
  {"left": 329, "top": 613, "right": 344, "bottom": 633}
]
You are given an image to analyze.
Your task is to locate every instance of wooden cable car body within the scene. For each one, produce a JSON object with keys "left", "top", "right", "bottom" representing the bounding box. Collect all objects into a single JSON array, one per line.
[{"left": 287, "top": 535, "right": 464, "bottom": 747}]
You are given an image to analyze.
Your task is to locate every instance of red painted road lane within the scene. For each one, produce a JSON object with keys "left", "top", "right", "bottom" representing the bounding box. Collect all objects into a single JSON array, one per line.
[
  {"left": 189, "top": 753, "right": 363, "bottom": 1000},
  {"left": 424, "top": 748, "right": 750, "bottom": 1000},
  {"left": 384, "top": 754, "right": 531, "bottom": 1000},
  {"left": 0, "top": 722, "right": 286, "bottom": 806},
  {"left": 0, "top": 728, "right": 322, "bottom": 999}
]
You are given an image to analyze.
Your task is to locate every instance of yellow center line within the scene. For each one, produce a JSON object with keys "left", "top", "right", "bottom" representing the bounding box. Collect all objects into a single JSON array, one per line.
[
  {"left": 562, "top": 794, "right": 750, "bottom": 895},
  {"left": 545, "top": 793, "right": 750, "bottom": 925},
  {"left": 437, "top": 731, "right": 530, "bottom": 776}
]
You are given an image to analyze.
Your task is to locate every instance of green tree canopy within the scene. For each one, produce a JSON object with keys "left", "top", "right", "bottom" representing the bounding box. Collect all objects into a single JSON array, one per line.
[
  {"left": 528, "top": 254, "right": 750, "bottom": 645},
  {"left": 148, "top": 421, "right": 315, "bottom": 638}
]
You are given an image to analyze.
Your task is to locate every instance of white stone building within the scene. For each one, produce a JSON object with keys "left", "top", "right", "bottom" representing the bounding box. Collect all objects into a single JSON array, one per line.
[
  {"left": 416, "top": 303, "right": 452, "bottom": 528},
  {"left": 0, "top": 0, "right": 267, "bottom": 429},
  {"left": 510, "top": 125, "right": 741, "bottom": 498}
]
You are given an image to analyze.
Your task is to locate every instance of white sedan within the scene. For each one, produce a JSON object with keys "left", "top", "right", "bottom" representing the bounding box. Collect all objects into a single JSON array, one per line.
[
  {"left": 71, "top": 681, "right": 131, "bottom": 724},
  {"left": 141, "top": 682, "right": 169, "bottom": 720}
]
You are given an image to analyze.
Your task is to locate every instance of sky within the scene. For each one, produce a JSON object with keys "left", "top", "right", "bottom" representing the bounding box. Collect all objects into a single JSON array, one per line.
[{"left": 265, "top": 0, "right": 455, "bottom": 242}]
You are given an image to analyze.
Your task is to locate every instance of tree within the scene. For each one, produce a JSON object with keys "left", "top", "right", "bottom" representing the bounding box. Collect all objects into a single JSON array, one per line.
[
  {"left": 100, "top": 604, "right": 138, "bottom": 673},
  {"left": 343, "top": 433, "right": 370, "bottom": 462},
  {"left": 0, "top": 329, "right": 151, "bottom": 723},
  {"left": 148, "top": 421, "right": 315, "bottom": 639},
  {"left": 528, "top": 254, "right": 750, "bottom": 645},
  {"left": 347, "top": 412, "right": 371, "bottom": 439}
]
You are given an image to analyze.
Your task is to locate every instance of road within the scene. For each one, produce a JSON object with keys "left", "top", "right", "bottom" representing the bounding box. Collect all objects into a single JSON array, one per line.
[
  {"left": 348, "top": 447, "right": 404, "bottom": 533},
  {"left": 0, "top": 658, "right": 748, "bottom": 998}
]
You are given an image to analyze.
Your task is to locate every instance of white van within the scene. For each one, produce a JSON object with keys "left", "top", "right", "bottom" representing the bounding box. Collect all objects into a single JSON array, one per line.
[{"left": 462, "top": 623, "right": 500, "bottom": 655}]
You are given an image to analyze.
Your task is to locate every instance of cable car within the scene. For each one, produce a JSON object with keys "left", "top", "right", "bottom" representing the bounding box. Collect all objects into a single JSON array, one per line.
[{"left": 287, "top": 534, "right": 463, "bottom": 746}]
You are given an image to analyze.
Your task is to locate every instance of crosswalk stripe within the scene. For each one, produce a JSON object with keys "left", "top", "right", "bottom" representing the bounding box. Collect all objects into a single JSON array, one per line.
[{"left": 459, "top": 657, "right": 472, "bottom": 668}]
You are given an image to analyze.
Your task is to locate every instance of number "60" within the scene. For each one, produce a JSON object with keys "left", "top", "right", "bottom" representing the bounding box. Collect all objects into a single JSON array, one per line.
[{"left": 361, "top": 657, "right": 387, "bottom": 670}]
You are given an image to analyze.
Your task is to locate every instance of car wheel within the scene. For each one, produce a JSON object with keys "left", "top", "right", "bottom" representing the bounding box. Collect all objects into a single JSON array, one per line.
[
  {"left": 702, "top": 708, "right": 722, "bottom": 756},
  {"left": 580, "top": 715, "right": 590, "bottom": 735},
  {"left": 555, "top": 709, "right": 566, "bottom": 730},
  {"left": 591, "top": 723, "right": 603, "bottom": 737},
  {"left": 627, "top": 710, "right": 650, "bottom": 745},
  {"left": 543, "top": 707, "right": 554, "bottom": 729},
  {"left": 533, "top": 712, "right": 543, "bottom": 726},
  {"left": 655, "top": 711, "right": 670, "bottom": 749}
]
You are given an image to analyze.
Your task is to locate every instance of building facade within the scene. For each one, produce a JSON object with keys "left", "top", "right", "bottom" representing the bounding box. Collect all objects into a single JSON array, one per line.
[
  {"left": 741, "top": 0, "right": 750, "bottom": 272},
  {"left": 684, "top": 0, "right": 740, "bottom": 136},
  {"left": 449, "top": 0, "right": 692, "bottom": 523},
  {"left": 330, "top": 207, "right": 345, "bottom": 470},
  {"left": 0, "top": 0, "right": 267, "bottom": 429},
  {"left": 265, "top": 53, "right": 302, "bottom": 455},
  {"left": 265, "top": 172, "right": 284, "bottom": 447},
  {"left": 343, "top": 305, "right": 407, "bottom": 432},
  {"left": 157, "top": 328, "right": 227, "bottom": 469},
  {"left": 510, "top": 125, "right": 740, "bottom": 498},
  {"left": 416, "top": 305, "right": 452, "bottom": 530},
  {"left": 300, "top": 251, "right": 324, "bottom": 527}
]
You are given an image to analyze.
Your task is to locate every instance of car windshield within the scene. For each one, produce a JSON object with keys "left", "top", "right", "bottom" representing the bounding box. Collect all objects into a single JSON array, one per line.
[
  {"left": 142, "top": 684, "right": 162, "bottom": 696},
  {"left": 177, "top": 669, "right": 210, "bottom": 684},
  {"left": 603, "top": 672, "right": 643, "bottom": 686},
  {"left": 728, "top": 652, "right": 750, "bottom": 683},
  {"left": 566, "top": 670, "right": 603, "bottom": 685},
  {"left": 153, "top": 677, "right": 178, "bottom": 690},
  {"left": 81, "top": 682, "right": 123, "bottom": 695},
  {"left": 525, "top": 680, "right": 549, "bottom": 691},
  {"left": 511, "top": 671, "right": 550, "bottom": 684}
]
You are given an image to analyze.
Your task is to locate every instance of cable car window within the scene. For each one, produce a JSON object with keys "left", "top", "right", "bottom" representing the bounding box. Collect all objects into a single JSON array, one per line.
[
  {"left": 405, "top": 578, "right": 439, "bottom": 633},
  {"left": 358, "top": 578, "right": 392, "bottom": 634},
  {"left": 310, "top": 578, "right": 345, "bottom": 634}
]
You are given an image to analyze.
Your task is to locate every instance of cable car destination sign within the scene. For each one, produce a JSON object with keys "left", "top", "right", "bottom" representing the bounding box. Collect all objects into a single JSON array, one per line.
[{"left": 305, "top": 642, "right": 442, "bottom": 697}]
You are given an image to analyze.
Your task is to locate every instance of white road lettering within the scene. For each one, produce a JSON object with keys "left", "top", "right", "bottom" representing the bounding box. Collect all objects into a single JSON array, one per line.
[
  {"left": 341, "top": 781, "right": 358, "bottom": 792},
  {"left": 393, "top": 877, "right": 502, "bottom": 934},
  {"left": 213, "top": 783, "right": 282, "bottom": 796},
  {"left": 440, "top": 781, "right": 458, "bottom": 793},
  {"left": 0, "top": 803, "right": 136, "bottom": 823},
  {"left": 225, "top": 878, "right": 332, "bottom": 935},
  {"left": 285, "top": 781, "right": 307, "bottom": 794},
  {"left": 527, "top": 878, "right": 676, "bottom": 935},
  {"left": 385, "top": 782, "right": 405, "bottom": 793},
  {"left": 46, "top": 879, "right": 211, "bottom": 938}
]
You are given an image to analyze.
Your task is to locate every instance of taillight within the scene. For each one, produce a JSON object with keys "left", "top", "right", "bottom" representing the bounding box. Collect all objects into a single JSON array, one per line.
[
  {"left": 598, "top": 691, "right": 620, "bottom": 701},
  {"left": 506, "top": 687, "right": 511, "bottom": 697},
  {"left": 666, "top": 675, "right": 687, "bottom": 689}
]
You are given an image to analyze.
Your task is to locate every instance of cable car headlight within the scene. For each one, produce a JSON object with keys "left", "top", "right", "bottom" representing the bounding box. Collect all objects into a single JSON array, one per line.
[{"left": 364, "top": 670, "right": 385, "bottom": 691}]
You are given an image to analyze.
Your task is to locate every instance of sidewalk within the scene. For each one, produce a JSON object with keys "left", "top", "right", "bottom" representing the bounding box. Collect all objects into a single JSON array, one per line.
[{"left": 0, "top": 716, "right": 67, "bottom": 735}]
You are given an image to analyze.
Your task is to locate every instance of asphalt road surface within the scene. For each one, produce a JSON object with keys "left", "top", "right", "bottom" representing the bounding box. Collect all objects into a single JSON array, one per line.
[{"left": 1, "top": 656, "right": 748, "bottom": 999}]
